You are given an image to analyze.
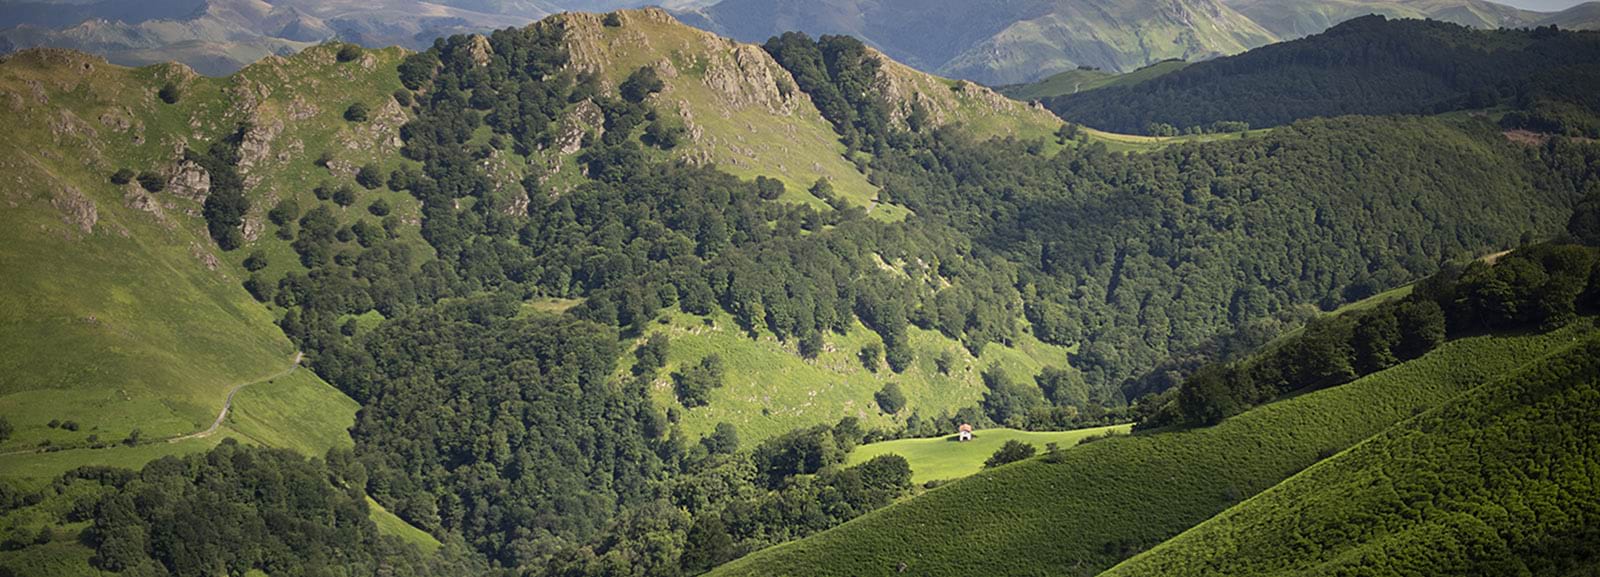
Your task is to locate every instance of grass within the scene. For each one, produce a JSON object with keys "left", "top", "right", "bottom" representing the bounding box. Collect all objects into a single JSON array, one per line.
[
  {"left": 1080, "top": 126, "right": 1271, "bottom": 153},
  {"left": 627, "top": 307, "right": 1076, "bottom": 445},
  {"left": 0, "top": 47, "right": 435, "bottom": 551},
  {"left": 999, "top": 60, "right": 1190, "bottom": 101},
  {"left": 846, "top": 425, "right": 1131, "bottom": 484},
  {"left": 1105, "top": 330, "right": 1600, "bottom": 576},
  {"left": 226, "top": 369, "right": 359, "bottom": 456},
  {"left": 561, "top": 11, "right": 882, "bottom": 215},
  {"left": 368, "top": 497, "right": 443, "bottom": 553},
  {"left": 707, "top": 320, "right": 1595, "bottom": 577}
]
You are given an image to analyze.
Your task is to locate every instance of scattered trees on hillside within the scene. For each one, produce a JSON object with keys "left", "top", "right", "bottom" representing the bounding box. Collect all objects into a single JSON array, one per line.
[
  {"left": 984, "top": 440, "right": 1037, "bottom": 468},
  {"left": 675, "top": 354, "right": 726, "bottom": 407}
]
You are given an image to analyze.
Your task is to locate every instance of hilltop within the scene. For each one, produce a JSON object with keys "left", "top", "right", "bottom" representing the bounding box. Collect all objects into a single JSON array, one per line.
[{"left": 675, "top": 0, "right": 1275, "bottom": 85}]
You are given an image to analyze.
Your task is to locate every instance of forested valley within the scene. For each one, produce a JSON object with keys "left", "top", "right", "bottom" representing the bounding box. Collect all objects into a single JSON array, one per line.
[{"left": 4, "top": 11, "right": 1600, "bottom": 577}]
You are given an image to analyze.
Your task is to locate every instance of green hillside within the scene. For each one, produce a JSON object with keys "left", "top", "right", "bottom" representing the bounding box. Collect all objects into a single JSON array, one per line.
[
  {"left": 707, "top": 321, "right": 1595, "bottom": 576},
  {"left": 845, "top": 425, "right": 1130, "bottom": 484},
  {"left": 1046, "top": 17, "right": 1600, "bottom": 135},
  {"left": 676, "top": 0, "right": 1275, "bottom": 85},
  {"left": 631, "top": 308, "right": 1078, "bottom": 444},
  {"left": 1105, "top": 333, "right": 1600, "bottom": 576},
  {"left": 1230, "top": 0, "right": 1544, "bottom": 39},
  {"left": 998, "top": 60, "right": 1187, "bottom": 101}
]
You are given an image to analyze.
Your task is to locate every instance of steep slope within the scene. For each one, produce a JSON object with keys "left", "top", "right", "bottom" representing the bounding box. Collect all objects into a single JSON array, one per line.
[
  {"left": 551, "top": 9, "right": 880, "bottom": 208},
  {"left": 706, "top": 322, "right": 1595, "bottom": 577},
  {"left": 1228, "top": 0, "right": 1547, "bottom": 38},
  {"left": 1046, "top": 16, "right": 1600, "bottom": 134},
  {"left": 675, "top": 0, "right": 1276, "bottom": 85},
  {"left": 1105, "top": 333, "right": 1600, "bottom": 576},
  {"left": 0, "top": 43, "right": 412, "bottom": 474},
  {"left": 0, "top": 0, "right": 537, "bottom": 75}
]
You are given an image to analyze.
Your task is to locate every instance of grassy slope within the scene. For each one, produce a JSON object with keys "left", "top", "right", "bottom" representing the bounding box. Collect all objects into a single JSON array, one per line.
[
  {"left": 0, "top": 46, "right": 430, "bottom": 544},
  {"left": 1105, "top": 332, "right": 1600, "bottom": 576},
  {"left": 846, "top": 425, "right": 1131, "bottom": 484},
  {"left": 938, "top": 0, "right": 1275, "bottom": 84},
  {"left": 558, "top": 10, "right": 884, "bottom": 214},
  {"left": 0, "top": 50, "right": 291, "bottom": 453},
  {"left": 1000, "top": 60, "right": 1189, "bottom": 101},
  {"left": 708, "top": 321, "right": 1594, "bottom": 577},
  {"left": 627, "top": 308, "right": 1077, "bottom": 444}
]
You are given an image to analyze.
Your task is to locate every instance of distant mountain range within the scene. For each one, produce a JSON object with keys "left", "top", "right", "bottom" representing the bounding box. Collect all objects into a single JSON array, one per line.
[{"left": 2, "top": 0, "right": 1598, "bottom": 79}]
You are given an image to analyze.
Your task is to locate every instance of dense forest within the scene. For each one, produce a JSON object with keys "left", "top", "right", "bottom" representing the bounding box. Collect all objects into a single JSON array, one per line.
[
  {"left": 257, "top": 25, "right": 1600, "bottom": 575},
  {"left": 1147, "top": 195, "right": 1600, "bottom": 429},
  {"left": 1044, "top": 17, "right": 1600, "bottom": 136}
]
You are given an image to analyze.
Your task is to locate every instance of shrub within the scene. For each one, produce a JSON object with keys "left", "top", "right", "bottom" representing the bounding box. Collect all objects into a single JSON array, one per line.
[
  {"left": 243, "top": 251, "right": 268, "bottom": 271},
  {"left": 674, "top": 354, "right": 725, "bottom": 407},
  {"left": 110, "top": 168, "right": 135, "bottom": 185},
  {"left": 336, "top": 44, "right": 362, "bottom": 63},
  {"left": 603, "top": 12, "right": 623, "bottom": 27},
  {"left": 344, "top": 102, "right": 369, "bottom": 122},
  {"left": 268, "top": 198, "right": 300, "bottom": 226},
  {"left": 158, "top": 82, "right": 180, "bottom": 104},
  {"left": 984, "top": 440, "right": 1037, "bottom": 468},
  {"left": 367, "top": 198, "right": 391, "bottom": 217},
  {"left": 620, "top": 66, "right": 664, "bottom": 103},
  {"left": 136, "top": 171, "right": 165, "bottom": 193},
  {"left": 875, "top": 382, "right": 907, "bottom": 414},
  {"left": 859, "top": 343, "right": 882, "bottom": 372},
  {"left": 332, "top": 185, "right": 358, "bottom": 207},
  {"left": 356, "top": 163, "right": 384, "bottom": 189},
  {"left": 756, "top": 175, "right": 786, "bottom": 200},
  {"left": 392, "top": 89, "right": 412, "bottom": 107}
]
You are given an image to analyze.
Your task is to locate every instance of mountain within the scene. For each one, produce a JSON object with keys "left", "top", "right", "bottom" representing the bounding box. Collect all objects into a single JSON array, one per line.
[
  {"left": 1, "top": 7, "right": 1599, "bottom": 577},
  {"left": 1044, "top": 16, "right": 1600, "bottom": 134},
  {"left": 673, "top": 0, "right": 1277, "bottom": 85},
  {"left": 1226, "top": 0, "right": 1547, "bottom": 37},
  {"left": 0, "top": 0, "right": 651, "bottom": 75}
]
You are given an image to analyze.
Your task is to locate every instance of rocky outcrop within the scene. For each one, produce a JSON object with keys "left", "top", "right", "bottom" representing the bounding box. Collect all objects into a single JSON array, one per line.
[
  {"left": 167, "top": 160, "right": 212, "bottom": 202},
  {"left": 51, "top": 184, "right": 97, "bottom": 235}
]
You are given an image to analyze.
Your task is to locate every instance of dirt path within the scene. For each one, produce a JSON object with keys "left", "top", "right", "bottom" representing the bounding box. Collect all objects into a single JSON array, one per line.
[
  {"left": 168, "top": 351, "right": 303, "bottom": 443},
  {"left": 0, "top": 353, "right": 305, "bottom": 457}
]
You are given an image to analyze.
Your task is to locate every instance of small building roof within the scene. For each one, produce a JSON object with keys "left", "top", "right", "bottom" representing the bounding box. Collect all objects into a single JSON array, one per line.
[{"left": 958, "top": 423, "right": 973, "bottom": 432}]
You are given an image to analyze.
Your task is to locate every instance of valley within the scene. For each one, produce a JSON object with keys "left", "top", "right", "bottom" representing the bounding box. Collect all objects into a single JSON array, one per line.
[{"left": 0, "top": 5, "right": 1598, "bottom": 577}]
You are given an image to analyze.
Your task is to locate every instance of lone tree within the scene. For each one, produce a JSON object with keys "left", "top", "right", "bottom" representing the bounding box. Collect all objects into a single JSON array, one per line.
[
  {"left": 344, "top": 102, "right": 369, "bottom": 122},
  {"left": 984, "top": 440, "right": 1037, "bottom": 468},
  {"left": 158, "top": 82, "right": 180, "bottom": 104},
  {"left": 336, "top": 44, "right": 363, "bottom": 63},
  {"left": 875, "top": 382, "right": 907, "bottom": 414}
]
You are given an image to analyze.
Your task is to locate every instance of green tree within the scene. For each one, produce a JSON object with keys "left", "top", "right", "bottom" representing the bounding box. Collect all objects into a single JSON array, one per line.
[
  {"left": 344, "top": 102, "right": 369, "bottom": 122},
  {"left": 620, "top": 66, "right": 664, "bottom": 103},
  {"left": 984, "top": 440, "right": 1037, "bottom": 468},
  {"left": 158, "top": 82, "right": 180, "bottom": 104},
  {"left": 681, "top": 516, "right": 735, "bottom": 573},
  {"left": 859, "top": 343, "right": 882, "bottom": 372},
  {"left": 356, "top": 163, "right": 384, "bottom": 189},
  {"left": 136, "top": 171, "right": 164, "bottom": 193},
  {"left": 336, "top": 44, "right": 362, "bottom": 63},
  {"left": 701, "top": 422, "right": 739, "bottom": 455},
  {"left": 874, "top": 382, "right": 907, "bottom": 414},
  {"left": 675, "top": 354, "right": 726, "bottom": 407}
]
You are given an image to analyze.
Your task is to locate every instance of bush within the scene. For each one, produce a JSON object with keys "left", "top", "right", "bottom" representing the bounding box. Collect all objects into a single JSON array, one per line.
[
  {"left": 268, "top": 198, "right": 300, "bottom": 226},
  {"left": 603, "top": 12, "right": 623, "bottom": 27},
  {"left": 136, "top": 171, "right": 165, "bottom": 193},
  {"left": 0, "top": 417, "right": 11, "bottom": 443},
  {"left": 344, "top": 102, "right": 369, "bottom": 122},
  {"left": 110, "top": 168, "right": 135, "bottom": 185},
  {"left": 859, "top": 343, "right": 882, "bottom": 372},
  {"left": 158, "top": 82, "right": 180, "bottom": 104},
  {"left": 634, "top": 333, "right": 670, "bottom": 377},
  {"left": 336, "top": 44, "right": 362, "bottom": 63},
  {"left": 875, "top": 382, "right": 907, "bottom": 414},
  {"left": 674, "top": 354, "right": 725, "bottom": 407},
  {"left": 984, "top": 440, "right": 1037, "bottom": 468},
  {"left": 367, "top": 198, "right": 392, "bottom": 217},
  {"left": 332, "top": 185, "right": 358, "bottom": 207},
  {"left": 316, "top": 151, "right": 334, "bottom": 168},
  {"left": 392, "top": 89, "right": 413, "bottom": 107},
  {"left": 356, "top": 163, "right": 384, "bottom": 189},
  {"left": 243, "top": 251, "right": 268, "bottom": 271},
  {"left": 756, "top": 175, "right": 786, "bottom": 200},
  {"left": 620, "top": 66, "right": 664, "bottom": 103}
]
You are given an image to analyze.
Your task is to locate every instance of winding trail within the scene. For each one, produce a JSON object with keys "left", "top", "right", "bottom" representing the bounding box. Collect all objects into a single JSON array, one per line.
[
  {"left": 169, "top": 351, "right": 303, "bottom": 443},
  {"left": 0, "top": 352, "right": 303, "bottom": 457}
]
